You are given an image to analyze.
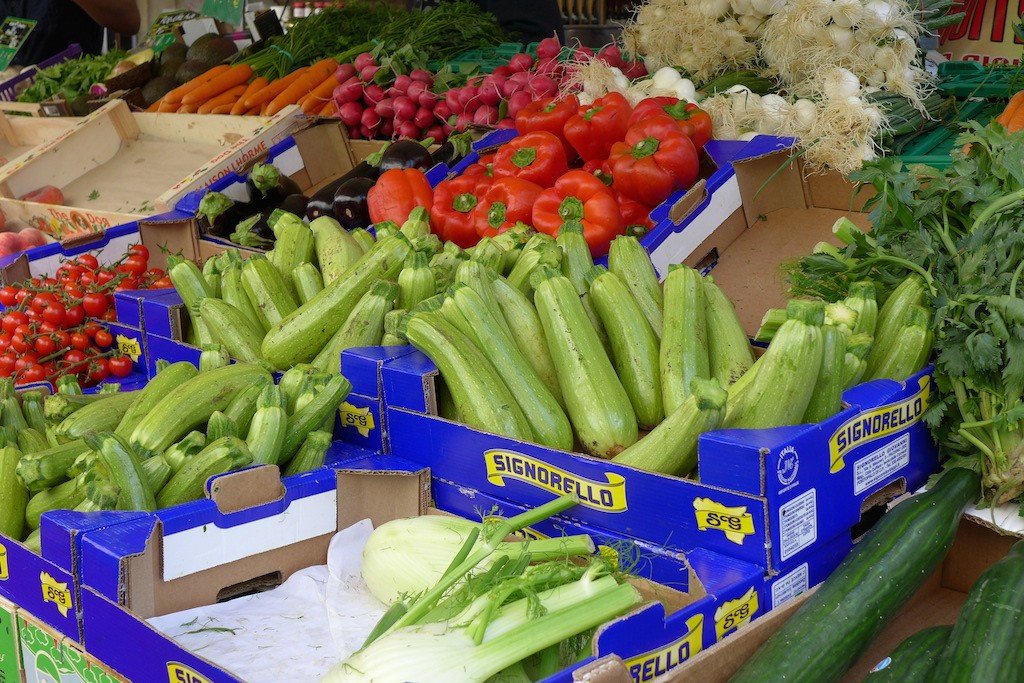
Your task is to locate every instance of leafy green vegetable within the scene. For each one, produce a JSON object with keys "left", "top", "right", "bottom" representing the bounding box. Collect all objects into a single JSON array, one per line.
[
  {"left": 786, "top": 122, "right": 1024, "bottom": 508},
  {"left": 18, "top": 51, "right": 127, "bottom": 104}
]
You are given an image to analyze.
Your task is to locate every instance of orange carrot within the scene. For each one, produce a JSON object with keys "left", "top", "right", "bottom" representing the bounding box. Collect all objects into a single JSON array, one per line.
[
  {"left": 231, "top": 76, "right": 268, "bottom": 115},
  {"left": 300, "top": 72, "right": 340, "bottom": 114},
  {"left": 211, "top": 103, "right": 238, "bottom": 115},
  {"left": 197, "top": 84, "right": 247, "bottom": 114},
  {"left": 266, "top": 59, "right": 338, "bottom": 116},
  {"left": 996, "top": 90, "right": 1024, "bottom": 131},
  {"left": 244, "top": 104, "right": 261, "bottom": 115},
  {"left": 157, "top": 98, "right": 180, "bottom": 113},
  {"left": 178, "top": 103, "right": 199, "bottom": 114},
  {"left": 182, "top": 64, "right": 253, "bottom": 107},
  {"left": 319, "top": 100, "right": 338, "bottom": 118},
  {"left": 145, "top": 99, "right": 163, "bottom": 112},
  {"left": 243, "top": 67, "right": 309, "bottom": 110},
  {"left": 163, "top": 64, "right": 231, "bottom": 105}
]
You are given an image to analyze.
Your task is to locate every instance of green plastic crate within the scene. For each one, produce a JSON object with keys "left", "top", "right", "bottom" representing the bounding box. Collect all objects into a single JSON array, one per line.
[
  {"left": 936, "top": 61, "right": 1024, "bottom": 99},
  {"left": 896, "top": 98, "right": 1003, "bottom": 168}
]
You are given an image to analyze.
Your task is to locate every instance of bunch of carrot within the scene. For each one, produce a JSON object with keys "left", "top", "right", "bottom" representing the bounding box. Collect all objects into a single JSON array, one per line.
[{"left": 148, "top": 58, "right": 340, "bottom": 116}]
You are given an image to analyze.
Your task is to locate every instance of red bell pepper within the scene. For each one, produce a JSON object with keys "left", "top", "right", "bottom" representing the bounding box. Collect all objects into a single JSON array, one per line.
[
  {"left": 473, "top": 177, "right": 544, "bottom": 237},
  {"left": 431, "top": 175, "right": 493, "bottom": 248},
  {"left": 492, "top": 131, "right": 568, "bottom": 188},
  {"left": 515, "top": 95, "right": 580, "bottom": 159},
  {"left": 608, "top": 117, "right": 699, "bottom": 207},
  {"left": 463, "top": 152, "right": 496, "bottom": 179},
  {"left": 614, "top": 189, "right": 654, "bottom": 235},
  {"left": 532, "top": 170, "right": 624, "bottom": 257},
  {"left": 629, "top": 97, "right": 713, "bottom": 150},
  {"left": 367, "top": 168, "right": 434, "bottom": 226},
  {"left": 563, "top": 92, "right": 632, "bottom": 162}
]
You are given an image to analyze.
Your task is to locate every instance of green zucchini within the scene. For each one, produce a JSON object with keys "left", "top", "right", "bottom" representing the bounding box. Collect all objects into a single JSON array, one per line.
[
  {"left": 85, "top": 432, "right": 156, "bottom": 512},
  {"left": 294, "top": 262, "right": 325, "bottom": 304},
  {"left": 241, "top": 255, "right": 299, "bottom": 331},
  {"left": 54, "top": 390, "right": 140, "bottom": 441},
  {"left": 200, "top": 298, "right": 266, "bottom": 364},
  {"left": 556, "top": 222, "right": 609, "bottom": 353},
  {"left": 156, "top": 436, "right": 253, "bottom": 509},
  {"left": 25, "top": 475, "right": 87, "bottom": 531},
  {"left": 660, "top": 264, "right": 710, "bottom": 415},
  {"left": 802, "top": 324, "right": 848, "bottom": 424},
  {"left": 731, "top": 467, "right": 980, "bottom": 683},
  {"left": 283, "top": 430, "right": 332, "bottom": 477},
  {"left": 607, "top": 235, "right": 663, "bottom": 339},
  {"left": 866, "top": 625, "right": 951, "bottom": 682},
  {"left": 221, "top": 265, "right": 266, "bottom": 333},
  {"left": 0, "top": 444, "right": 28, "bottom": 539},
  {"left": 704, "top": 276, "right": 754, "bottom": 387},
  {"left": 311, "top": 280, "right": 397, "bottom": 374},
  {"left": 864, "top": 275, "right": 926, "bottom": 377},
  {"left": 16, "top": 439, "right": 90, "bottom": 492},
  {"left": 115, "top": 362, "right": 199, "bottom": 438},
  {"left": 310, "top": 216, "right": 365, "bottom": 285}
]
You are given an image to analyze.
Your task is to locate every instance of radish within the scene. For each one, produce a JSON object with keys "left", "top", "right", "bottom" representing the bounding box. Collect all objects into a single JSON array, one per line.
[
  {"left": 393, "top": 96, "right": 417, "bottom": 121},
  {"left": 360, "top": 65, "right": 381, "bottom": 83},
  {"left": 434, "top": 100, "right": 452, "bottom": 120},
  {"left": 413, "top": 106, "right": 434, "bottom": 129},
  {"left": 474, "top": 105, "right": 498, "bottom": 125},
  {"left": 406, "top": 80, "right": 427, "bottom": 100},
  {"left": 507, "top": 53, "right": 534, "bottom": 73},
  {"left": 479, "top": 75, "right": 504, "bottom": 106},
  {"left": 426, "top": 125, "right": 445, "bottom": 142},
  {"left": 354, "top": 53, "right": 376, "bottom": 71},
  {"left": 442, "top": 121, "right": 455, "bottom": 136},
  {"left": 533, "top": 57, "right": 563, "bottom": 78},
  {"left": 574, "top": 46, "right": 596, "bottom": 60},
  {"left": 529, "top": 74, "right": 558, "bottom": 97},
  {"left": 457, "top": 87, "right": 477, "bottom": 111},
  {"left": 417, "top": 90, "right": 436, "bottom": 108},
  {"left": 375, "top": 98, "right": 396, "bottom": 119},
  {"left": 398, "top": 121, "right": 420, "bottom": 139},
  {"left": 455, "top": 113, "right": 472, "bottom": 131},
  {"left": 621, "top": 60, "right": 648, "bottom": 80},
  {"left": 507, "top": 91, "right": 533, "bottom": 118},
  {"left": 338, "top": 101, "right": 364, "bottom": 127},
  {"left": 380, "top": 120, "right": 394, "bottom": 138},
  {"left": 500, "top": 78, "right": 519, "bottom": 99},
  {"left": 359, "top": 124, "right": 375, "bottom": 139},
  {"left": 393, "top": 74, "right": 412, "bottom": 93},
  {"left": 364, "top": 83, "right": 385, "bottom": 104},
  {"left": 536, "top": 37, "right": 561, "bottom": 60},
  {"left": 409, "top": 68, "right": 434, "bottom": 85},
  {"left": 335, "top": 63, "right": 357, "bottom": 83},
  {"left": 446, "top": 89, "right": 461, "bottom": 113},
  {"left": 598, "top": 45, "right": 623, "bottom": 68},
  {"left": 492, "top": 65, "right": 513, "bottom": 78},
  {"left": 497, "top": 118, "right": 516, "bottom": 129},
  {"left": 334, "top": 77, "right": 363, "bottom": 104},
  {"left": 361, "top": 107, "right": 381, "bottom": 130},
  {"left": 347, "top": 124, "right": 363, "bottom": 139}
]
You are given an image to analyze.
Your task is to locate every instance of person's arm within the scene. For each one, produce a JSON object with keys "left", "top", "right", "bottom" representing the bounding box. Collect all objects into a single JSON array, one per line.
[{"left": 71, "top": 0, "right": 141, "bottom": 36}]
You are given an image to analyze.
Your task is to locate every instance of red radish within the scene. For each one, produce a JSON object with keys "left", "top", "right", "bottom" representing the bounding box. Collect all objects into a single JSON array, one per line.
[
  {"left": 335, "top": 63, "right": 357, "bottom": 83},
  {"left": 413, "top": 106, "right": 434, "bottom": 129},
  {"left": 426, "top": 125, "right": 445, "bottom": 142},
  {"left": 347, "top": 124, "right": 362, "bottom": 139},
  {"left": 334, "top": 77, "right": 363, "bottom": 104},
  {"left": 406, "top": 80, "right": 427, "bottom": 101},
  {"left": 507, "top": 91, "right": 533, "bottom": 118},
  {"left": 359, "top": 124, "right": 375, "bottom": 139},
  {"left": 455, "top": 113, "right": 472, "bottom": 131},
  {"left": 442, "top": 121, "right": 454, "bottom": 136},
  {"left": 393, "top": 74, "right": 412, "bottom": 93},
  {"left": 499, "top": 79, "right": 519, "bottom": 99},
  {"left": 338, "top": 102, "right": 363, "bottom": 127},
  {"left": 598, "top": 45, "right": 623, "bottom": 68},
  {"left": 375, "top": 98, "right": 396, "bottom": 119},
  {"left": 380, "top": 120, "right": 394, "bottom": 138},
  {"left": 360, "top": 65, "right": 381, "bottom": 82},
  {"left": 361, "top": 107, "right": 381, "bottom": 130},
  {"left": 621, "top": 60, "right": 648, "bottom": 79},
  {"left": 497, "top": 118, "right": 516, "bottom": 129},
  {"left": 393, "top": 96, "right": 417, "bottom": 121},
  {"left": 479, "top": 76, "right": 504, "bottom": 106},
  {"left": 417, "top": 90, "right": 436, "bottom": 108},
  {"left": 529, "top": 74, "right": 559, "bottom": 97},
  {"left": 445, "top": 89, "right": 461, "bottom": 113},
  {"left": 409, "top": 68, "right": 434, "bottom": 85},
  {"left": 474, "top": 105, "right": 498, "bottom": 125},
  {"left": 536, "top": 36, "right": 561, "bottom": 60},
  {"left": 434, "top": 100, "right": 452, "bottom": 120},
  {"left": 354, "top": 53, "right": 376, "bottom": 71},
  {"left": 364, "top": 83, "right": 385, "bottom": 104},
  {"left": 575, "top": 46, "right": 596, "bottom": 60},
  {"left": 492, "top": 65, "right": 513, "bottom": 78},
  {"left": 533, "top": 57, "right": 563, "bottom": 78},
  {"left": 507, "top": 53, "right": 534, "bottom": 73},
  {"left": 398, "top": 121, "right": 420, "bottom": 139},
  {"left": 457, "top": 88, "right": 476, "bottom": 111}
]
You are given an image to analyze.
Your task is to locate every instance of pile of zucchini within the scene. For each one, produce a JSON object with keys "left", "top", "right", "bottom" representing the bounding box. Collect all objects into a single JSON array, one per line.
[{"left": 0, "top": 359, "right": 349, "bottom": 553}]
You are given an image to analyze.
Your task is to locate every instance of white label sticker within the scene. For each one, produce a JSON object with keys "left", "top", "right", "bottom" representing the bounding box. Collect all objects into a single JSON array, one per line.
[
  {"left": 854, "top": 432, "right": 911, "bottom": 495},
  {"left": 771, "top": 563, "right": 809, "bottom": 609},
  {"left": 779, "top": 488, "right": 816, "bottom": 561}
]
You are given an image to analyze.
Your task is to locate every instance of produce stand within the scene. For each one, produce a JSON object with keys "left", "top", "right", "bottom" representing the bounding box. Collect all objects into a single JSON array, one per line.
[{"left": 0, "top": 0, "right": 1020, "bottom": 679}]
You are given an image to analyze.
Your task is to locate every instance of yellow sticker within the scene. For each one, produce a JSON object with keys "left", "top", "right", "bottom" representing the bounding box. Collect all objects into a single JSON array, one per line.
[
  {"left": 484, "top": 450, "right": 628, "bottom": 512},
  {"left": 339, "top": 402, "right": 376, "bottom": 437},
  {"left": 0, "top": 541, "right": 8, "bottom": 580},
  {"left": 40, "top": 572, "right": 72, "bottom": 617},
  {"left": 828, "top": 375, "right": 930, "bottom": 472},
  {"left": 167, "top": 662, "right": 213, "bottom": 683},
  {"left": 116, "top": 334, "right": 143, "bottom": 363},
  {"left": 714, "top": 586, "right": 759, "bottom": 640},
  {"left": 693, "top": 498, "right": 756, "bottom": 545},
  {"left": 623, "top": 613, "right": 705, "bottom": 681}
]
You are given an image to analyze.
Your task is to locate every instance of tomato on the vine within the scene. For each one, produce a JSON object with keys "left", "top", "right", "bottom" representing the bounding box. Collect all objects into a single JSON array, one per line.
[
  {"left": 70, "top": 332, "right": 90, "bottom": 351},
  {"left": 108, "top": 355, "right": 132, "bottom": 378},
  {"left": 81, "top": 292, "right": 107, "bottom": 318},
  {"left": 42, "top": 302, "right": 66, "bottom": 326},
  {"left": 14, "top": 354, "right": 37, "bottom": 372},
  {"left": 64, "top": 304, "right": 85, "bottom": 328},
  {"left": 33, "top": 335, "right": 55, "bottom": 356},
  {"left": 120, "top": 255, "right": 148, "bottom": 278},
  {"left": 18, "top": 364, "right": 47, "bottom": 384},
  {"left": 77, "top": 253, "right": 99, "bottom": 271},
  {"left": 93, "top": 329, "right": 113, "bottom": 347},
  {"left": 128, "top": 244, "right": 149, "bottom": 261},
  {"left": 0, "top": 286, "right": 17, "bottom": 307},
  {"left": 0, "top": 354, "right": 15, "bottom": 378},
  {"left": 87, "top": 359, "right": 109, "bottom": 383},
  {"left": 63, "top": 349, "right": 87, "bottom": 373}
]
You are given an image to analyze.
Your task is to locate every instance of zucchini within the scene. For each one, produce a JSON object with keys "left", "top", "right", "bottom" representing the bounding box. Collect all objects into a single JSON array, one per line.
[
  {"left": 156, "top": 436, "right": 253, "bottom": 509},
  {"left": 844, "top": 280, "right": 878, "bottom": 336},
  {"left": 199, "top": 344, "right": 231, "bottom": 373},
  {"left": 0, "top": 444, "right": 28, "bottom": 540},
  {"left": 930, "top": 540, "right": 1024, "bottom": 681},
  {"left": 200, "top": 298, "right": 266, "bottom": 364},
  {"left": 54, "top": 390, "right": 139, "bottom": 441},
  {"left": 161, "top": 431, "right": 207, "bottom": 474},
  {"left": 732, "top": 467, "right": 980, "bottom": 683},
  {"left": 167, "top": 254, "right": 215, "bottom": 343},
  {"left": 587, "top": 266, "right": 663, "bottom": 430},
  {"left": 115, "top": 362, "right": 199, "bottom": 438},
  {"left": 294, "top": 262, "right": 325, "bottom": 304},
  {"left": 454, "top": 260, "right": 515, "bottom": 342},
  {"left": 17, "top": 428, "right": 50, "bottom": 454},
  {"left": 15, "top": 439, "right": 90, "bottom": 492},
  {"left": 25, "top": 475, "right": 87, "bottom": 531},
  {"left": 350, "top": 227, "right": 376, "bottom": 254},
  {"left": 241, "top": 255, "right": 299, "bottom": 331},
  {"left": 866, "top": 625, "right": 951, "bottom": 682},
  {"left": 261, "top": 233, "right": 412, "bottom": 369},
  {"left": 864, "top": 275, "right": 926, "bottom": 377},
  {"left": 0, "top": 396, "right": 27, "bottom": 432},
  {"left": 85, "top": 432, "right": 156, "bottom": 512},
  {"left": 221, "top": 265, "right": 266, "bottom": 333},
  {"left": 704, "top": 276, "right": 754, "bottom": 387},
  {"left": 802, "top": 324, "right": 848, "bottom": 424},
  {"left": 206, "top": 411, "right": 239, "bottom": 440},
  {"left": 224, "top": 375, "right": 273, "bottom": 435},
  {"left": 533, "top": 266, "right": 638, "bottom": 458},
  {"left": 269, "top": 218, "right": 315, "bottom": 299},
  {"left": 556, "top": 222, "right": 610, "bottom": 353},
  {"left": 310, "top": 216, "right": 365, "bottom": 285},
  {"left": 20, "top": 391, "right": 47, "bottom": 433},
  {"left": 607, "top": 235, "right": 663, "bottom": 339},
  {"left": 660, "top": 264, "right": 710, "bottom": 415},
  {"left": 863, "top": 305, "right": 933, "bottom": 383},
  {"left": 842, "top": 333, "right": 874, "bottom": 390},
  {"left": 129, "top": 363, "right": 273, "bottom": 459},
  {"left": 283, "top": 430, "right": 332, "bottom": 477},
  {"left": 311, "top": 280, "right": 398, "bottom": 374},
  {"left": 397, "top": 251, "right": 435, "bottom": 310},
  {"left": 279, "top": 374, "right": 351, "bottom": 463},
  {"left": 245, "top": 385, "right": 288, "bottom": 466}
]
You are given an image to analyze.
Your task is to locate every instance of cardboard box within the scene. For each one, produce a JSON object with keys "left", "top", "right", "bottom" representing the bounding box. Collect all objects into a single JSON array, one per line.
[
  {"left": 62, "top": 462, "right": 763, "bottom": 683},
  {"left": 0, "top": 596, "right": 21, "bottom": 683},
  {"left": 18, "top": 610, "right": 126, "bottom": 683},
  {"left": 0, "top": 100, "right": 311, "bottom": 238}
]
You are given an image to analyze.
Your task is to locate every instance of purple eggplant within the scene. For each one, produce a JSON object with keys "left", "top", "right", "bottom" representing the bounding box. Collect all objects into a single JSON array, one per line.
[
  {"left": 306, "top": 160, "right": 379, "bottom": 222},
  {"left": 332, "top": 177, "right": 376, "bottom": 230},
  {"left": 247, "top": 163, "right": 303, "bottom": 214}
]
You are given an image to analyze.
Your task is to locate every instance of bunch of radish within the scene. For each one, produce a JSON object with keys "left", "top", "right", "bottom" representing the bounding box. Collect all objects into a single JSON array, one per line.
[{"left": 330, "top": 38, "right": 648, "bottom": 142}]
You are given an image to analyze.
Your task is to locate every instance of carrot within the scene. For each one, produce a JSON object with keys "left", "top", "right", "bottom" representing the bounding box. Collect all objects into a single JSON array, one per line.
[
  {"left": 300, "top": 73, "right": 340, "bottom": 114},
  {"left": 178, "top": 103, "right": 199, "bottom": 114},
  {"left": 243, "top": 67, "right": 309, "bottom": 110},
  {"left": 319, "top": 100, "right": 338, "bottom": 118},
  {"left": 163, "top": 64, "right": 231, "bottom": 105},
  {"left": 145, "top": 99, "right": 163, "bottom": 112},
  {"left": 211, "top": 103, "right": 238, "bottom": 115},
  {"left": 996, "top": 90, "right": 1024, "bottom": 131},
  {"left": 244, "top": 104, "right": 261, "bottom": 115},
  {"left": 231, "top": 76, "right": 268, "bottom": 115},
  {"left": 197, "top": 84, "right": 248, "bottom": 114},
  {"left": 266, "top": 59, "right": 338, "bottom": 116},
  {"left": 157, "top": 98, "right": 180, "bottom": 113},
  {"left": 182, "top": 64, "right": 253, "bottom": 107}
]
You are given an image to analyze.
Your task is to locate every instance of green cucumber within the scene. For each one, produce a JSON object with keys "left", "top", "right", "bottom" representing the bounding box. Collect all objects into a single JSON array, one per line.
[{"left": 866, "top": 625, "right": 951, "bottom": 682}]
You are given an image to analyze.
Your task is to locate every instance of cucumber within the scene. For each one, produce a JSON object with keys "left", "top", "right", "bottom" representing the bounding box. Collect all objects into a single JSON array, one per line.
[
  {"left": 866, "top": 625, "right": 951, "bottom": 682},
  {"left": 930, "top": 540, "right": 1024, "bottom": 681},
  {"left": 731, "top": 467, "right": 980, "bottom": 683}
]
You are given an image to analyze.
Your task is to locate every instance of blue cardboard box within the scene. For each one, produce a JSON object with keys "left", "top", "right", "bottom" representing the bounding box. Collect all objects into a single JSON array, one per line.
[{"left": 67, "top": 459, "right": 764, "bottom": 683}]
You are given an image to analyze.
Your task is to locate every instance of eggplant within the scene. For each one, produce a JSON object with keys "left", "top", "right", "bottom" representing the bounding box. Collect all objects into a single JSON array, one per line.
[
  {"left": 332, "top": 177, "right": 376, "bottom": 230},
  {"left": 371, "top": 139, "right": 434, "bottom": 173},
  {"left": 229, "top": 213, "right": 275, "bottom": 250},
  {"left": 247, "top": 163, "right": 303, "bottom": 214},
  {"left": 278, "top": 193, "right": 309, "bottom": 218},
  {"left": 198, "top": 191, "right": 253, "bottom": 239},
  {"left": 305, "top": 160, "right": 379, "bottom": 222},
  {"left": 431, "top": 131, "right": 474, "bottom": 169}
]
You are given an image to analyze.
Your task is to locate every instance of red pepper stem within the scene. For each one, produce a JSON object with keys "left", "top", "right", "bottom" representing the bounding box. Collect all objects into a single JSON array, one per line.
[
  {"left": 487, "top": 202, "right": 508, "bottom": 229},
  {"left": 662, "top": 101, "right": 691, "bottom": 120},
  {"left": 452, "top": 193, "right": 478, "bottom": 213},
  {"left": 512, "top": 147, "right": 538, "bottom": 169},
  {"left": 558, "top": 196, "right": 585, "bottom": 222},
  {"left": 582, "top": 105, "right": 603, "bottom": 122},
  {"left": 632, "top": 137, "right": 661, "bottom": 159}
]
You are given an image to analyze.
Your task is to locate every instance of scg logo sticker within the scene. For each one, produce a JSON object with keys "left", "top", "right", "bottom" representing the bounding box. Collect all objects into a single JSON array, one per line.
[
  {"left": 167, "top": 662, "right": 212, "bottom": 683},
  {"left": 777, "top": 446, "right": 799, "bottom": 487}
]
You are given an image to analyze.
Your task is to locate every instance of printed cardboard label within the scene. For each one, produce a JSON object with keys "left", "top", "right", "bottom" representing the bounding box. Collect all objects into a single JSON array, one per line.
[
  {"left": 39, "top": 573, "right": 73, "bottom": 618},
  {"left": 0, "top": 600, "right": 18, "bottom": 683},
  {"left": 166, "top": 661, "right": 213, "bottom": 683},
  {"left": 854, "top": 432, "right": 911, "bottom": 496},
  {"left": 0, "top": 17, "right": 35, "bottom": 70},
  {"left": 622, "top": 614, "right": 705, "bottom": 682},
  {"left": 115, "top": 334, "right": 143, "bottom": 363},
  {"left": 778, "top": 489, "right": 817, "bottom": 561},
  {"left": 484, "top": 449, "right": 629, "bottom": 512},
  {"left": 692, "top": 498, "right": 755, "bottom": 544},
  {"left": 0, "top": 542, "right": 7, "bottom": 580},
  {"left": 771, "top": 562, "right": 810, "bottom": 609},
  {"left": 939, "top": 0, "right": 1024, "bottom": 65},
  {"left": 339, "top": 402, "right": 376, "bottom": 438},
  {"left": 714, "top": 586, "right": 759, "bottom": 640},
  {"left": 20, "top": 615, "right": 122, "bottom": 683},
  {"left": 828, "top": 375, "right": 929, "bottom": 472}
]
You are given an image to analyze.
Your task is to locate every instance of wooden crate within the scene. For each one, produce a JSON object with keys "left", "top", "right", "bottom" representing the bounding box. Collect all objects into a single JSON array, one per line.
[
  {"left": 0, "top": 100, "right": 312, "bottom": 238},
  {"left": 0, "top": 110, "right": 78, "bottom": 167}
]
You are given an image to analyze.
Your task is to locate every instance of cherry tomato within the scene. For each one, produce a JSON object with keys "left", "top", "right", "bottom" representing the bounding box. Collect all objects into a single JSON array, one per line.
[
  {"left": 64, "top": 286, "right": 85, "bottom": 301},
  {"left": 29, "top": 295, "right": 48, "bottom": 312},
  {"left": 18, "top": 364, "right": 47, "bottom": 384},
  {"left": 14, "top": 354, "right": 38, "bottom": 372},
  {"left": 101, "top": 308, "right": 117, "bottom": 322},
  {"left": 0, "top": 335, "right": 10, "bottom": 353},
  {"left": 64, "top": 305, "right": 85, "bottom": 328},
  {"left": 10, "top": 333, "right": 27, "bottom": 354},
  {"left": 33, "top": 335, "right": 56, "bottom": 356},
  {"left": 88, "top": 359, "right": 109, "bottom": 383},
  {"left": 83, "top": 323, "right": 103, "bottom": 338},
  {"left": 93, "top": 329, "right": 113, "bottom": 347},
  {"left": 78, "top": 271, "right": 96, "bottom": 287},
  {"left": 37, "top": 321, "right": 57, "bottom": 335},
  {"left": 70, "top": 332, "right": 90, "bottom": 351},
  {"left": 63, "top": 349, "right": 87, "bottom": 373},
  {"left": 81, "top": 293, "right": 107, "bottom": 318},
  {"left": 0, "top": 353, "right": 15, "bottom": 378},
  {"left": 151, "top": 276, "right": 173, "bottom": 289},
  {"left": 128, "top": 244, "right": 150, "bottom": 262},
  {"left": 95, "top": 270, "right": 116, "bottom": 287},
  {"left": 2, "top": 311, "right": 27, "bottom": 335},
  {"left": 77, "top": 253, "right": 99, "bottom": 271},
  {"left": 120, "top": 255, "right": 147, "bottom": 278},
  {"left": 114, "top": 277, "right": 139, "bottom": 293},
  {"left": 52, "top": 330, "right": 70, "bottom": 349},
  {"left": 108, "top": 355, "right": 132, "bottom": 378},
  {"left": 41, "top": 302, "right": 66, "bottom": 326},
  {"left": 13, "top": 289, "right": 29, "bottom": 305},
  {"left": 0, "top": 286, "right": 17, "bottom": 307}
]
